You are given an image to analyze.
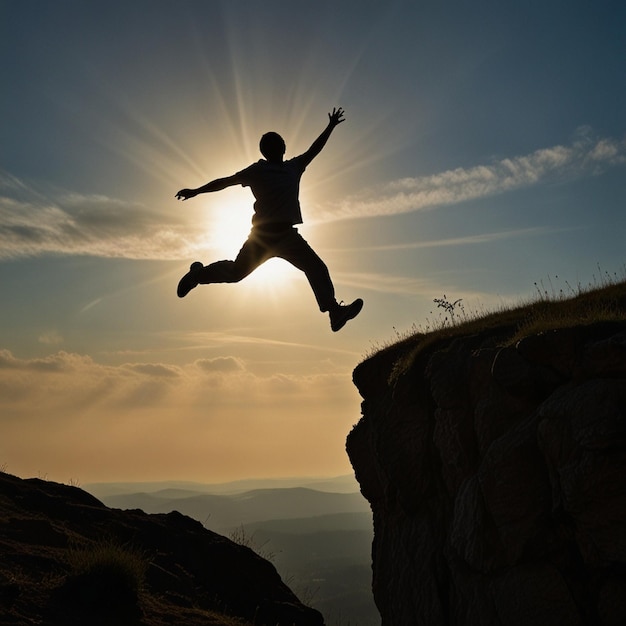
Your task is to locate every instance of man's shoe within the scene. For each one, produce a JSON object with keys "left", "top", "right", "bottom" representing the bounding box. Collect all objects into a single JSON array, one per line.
[
  {"left": 330, "top": 298, "right": 363, "bottom": 332},
  {"left": 177, "top": 262, "right": 204, "bottom": 298}
]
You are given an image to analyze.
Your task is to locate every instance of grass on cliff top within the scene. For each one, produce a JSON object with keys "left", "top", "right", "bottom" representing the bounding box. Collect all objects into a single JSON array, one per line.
[{"left": 368, "top": 268, "right": 626, "bottom": 378}]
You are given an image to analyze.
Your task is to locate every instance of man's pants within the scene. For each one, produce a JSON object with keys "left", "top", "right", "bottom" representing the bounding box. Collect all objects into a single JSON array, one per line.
[{"left": 198, "top": 226, "right": 336, "bottom": 312}]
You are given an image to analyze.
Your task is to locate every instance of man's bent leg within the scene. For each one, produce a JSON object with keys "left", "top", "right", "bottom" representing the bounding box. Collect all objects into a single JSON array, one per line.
[
  {"left": 177, "top": 261, "right": 206, "bottom": 298},
  {"left": 178, "top": 232, "right": 270, "bottom": 297},
  {"left": 200, "top": 234, "right": 270, "bottom": 283}
]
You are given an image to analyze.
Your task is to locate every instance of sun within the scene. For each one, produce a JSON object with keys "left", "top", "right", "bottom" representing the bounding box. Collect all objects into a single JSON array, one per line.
[{"left": 201, "top": 191, "right": 298, "bottom": 294}]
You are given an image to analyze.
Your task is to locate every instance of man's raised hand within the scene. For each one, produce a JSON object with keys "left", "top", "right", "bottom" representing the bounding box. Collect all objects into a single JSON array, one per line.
[{"left": 328, "top": 107, "right": 345, "bottom": 127}]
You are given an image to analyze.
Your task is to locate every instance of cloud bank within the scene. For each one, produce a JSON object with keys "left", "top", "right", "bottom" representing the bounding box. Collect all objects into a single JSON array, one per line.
[
  {"left": 1, "top": 129, "right": 623, "bottom": 261},
  {"left": 0, "top": 348, "right": 358, "bottom": 482},
  {"left": 0, "top": 348, "right": 348, "bottom": 412}
]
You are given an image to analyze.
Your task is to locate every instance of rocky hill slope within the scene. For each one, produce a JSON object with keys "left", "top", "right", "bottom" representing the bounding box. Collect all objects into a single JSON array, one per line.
[
  {"left": 347, "top": 316, "right": 626, "bottom": 625},
  {"left": 0, "top": 471, "right": 324, "bottom": 625}
]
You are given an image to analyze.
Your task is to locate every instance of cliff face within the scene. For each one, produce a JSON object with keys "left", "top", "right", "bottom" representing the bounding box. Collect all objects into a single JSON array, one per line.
[{"left": 347, "top": 321, "right": 626, "bottom": 626}]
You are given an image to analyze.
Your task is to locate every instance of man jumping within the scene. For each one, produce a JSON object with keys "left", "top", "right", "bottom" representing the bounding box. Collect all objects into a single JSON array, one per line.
[{"left": 175, "top": 107, "right": 363, "bottom": 332}]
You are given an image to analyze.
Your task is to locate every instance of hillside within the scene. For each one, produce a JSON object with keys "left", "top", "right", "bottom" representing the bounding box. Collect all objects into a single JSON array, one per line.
[
  {"left": 0, "top": 471, "right": 324, "bottom": 625},
  {"left": 88, "top": 484, "right": 378, "bottom": 625},
  {"left": 347, "top": 280, "right": 626, "bottom": 625}
]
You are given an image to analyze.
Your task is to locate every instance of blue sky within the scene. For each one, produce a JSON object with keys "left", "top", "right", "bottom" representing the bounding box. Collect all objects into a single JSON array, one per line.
[{"left": 1, "top": 0, "right": 624, "bottom": 483}]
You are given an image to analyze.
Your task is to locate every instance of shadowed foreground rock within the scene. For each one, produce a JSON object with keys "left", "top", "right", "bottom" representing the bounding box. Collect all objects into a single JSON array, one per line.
[
  {"left": 347, "top": 321, "right": 626, "bottom": 626},
  {"left": 0, "top": 471, "right": 324, "bottom": 625}
]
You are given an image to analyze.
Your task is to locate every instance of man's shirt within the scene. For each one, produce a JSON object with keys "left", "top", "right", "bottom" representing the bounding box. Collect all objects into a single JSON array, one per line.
[{"left": 235, "top": 155, "right": 308, "bottom": 226}]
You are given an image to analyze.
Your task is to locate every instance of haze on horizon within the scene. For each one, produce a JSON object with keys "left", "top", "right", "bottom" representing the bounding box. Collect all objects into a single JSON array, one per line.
[{"left": 1, "top": 0, "right": 624, "bottom": 484}]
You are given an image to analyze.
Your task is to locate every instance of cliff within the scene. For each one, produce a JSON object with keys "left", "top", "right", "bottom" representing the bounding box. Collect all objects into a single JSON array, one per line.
[
  {"left": 347, "top": 315, "right": 626, "bottom": 626},
  {"left": 0, "top": 471, "right": 324, "bottom": 625}
]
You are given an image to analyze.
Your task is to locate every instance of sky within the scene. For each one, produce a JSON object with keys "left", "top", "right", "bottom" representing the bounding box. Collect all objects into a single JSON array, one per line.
[{"left": 1, "top": 0, "right": 625, "bottom": 485}]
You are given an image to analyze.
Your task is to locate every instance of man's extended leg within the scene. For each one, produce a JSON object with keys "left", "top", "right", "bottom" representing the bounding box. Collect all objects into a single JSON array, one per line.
[
  {"left": 177, "top": 230, "right": 271, "bottom": 298},
  {"left": 274, "top": 229, "right": 335, "bottom": 311}
]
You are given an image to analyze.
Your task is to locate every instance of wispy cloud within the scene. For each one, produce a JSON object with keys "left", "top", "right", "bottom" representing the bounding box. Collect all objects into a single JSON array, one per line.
[
  {"left": 316, "top": 129, "right": 626, "bottom": 222},
  {"left": 0, "top": 172, "right": 203, "bottom": 261},
  {"left": 160, "top": 330, "right": 361, "bottom": 357},
  {"left": 334, "top": 271, "right": 439, "bottom": 296},
  {"left": 334, "top": 270, "right": 520, "bottom": 310},
  {"left": 324, "top": 226, "right": 566, "bottom": 253}
]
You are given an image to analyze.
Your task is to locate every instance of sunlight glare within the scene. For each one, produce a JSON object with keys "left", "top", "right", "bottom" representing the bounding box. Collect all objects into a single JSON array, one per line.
[
  {"left": 205, "top": 189, "right": 252, "bottom": 258},
  {"left": 201, "top": 191, "right": 298, "bottom": 295}
]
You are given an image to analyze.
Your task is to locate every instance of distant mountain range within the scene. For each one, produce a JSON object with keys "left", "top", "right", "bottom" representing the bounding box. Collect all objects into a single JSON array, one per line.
[
  {"left": 92, "top": 486, "right": 370, "bottom": 534},
  {"left": 86, "top": 473, "right": 361, "bottom": 498}
]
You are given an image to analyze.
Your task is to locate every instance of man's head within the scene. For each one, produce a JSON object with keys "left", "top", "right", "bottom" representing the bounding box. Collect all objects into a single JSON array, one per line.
[{"left": 259, "top": 132, "right": 286, "bottom": 162}]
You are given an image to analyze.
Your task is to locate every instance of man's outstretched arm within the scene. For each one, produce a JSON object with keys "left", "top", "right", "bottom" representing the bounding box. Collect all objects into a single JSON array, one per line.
[
  {"left": 300, "top": 107, "right": 345, "bottom": 168},
  {"left": 175, "top": 174, "right": 240, "bottom": 201}
]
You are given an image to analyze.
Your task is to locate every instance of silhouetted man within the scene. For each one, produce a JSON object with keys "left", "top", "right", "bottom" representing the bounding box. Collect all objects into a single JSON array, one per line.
[{"left": 175, "top": 107, "right": 363, "bottom": 332}]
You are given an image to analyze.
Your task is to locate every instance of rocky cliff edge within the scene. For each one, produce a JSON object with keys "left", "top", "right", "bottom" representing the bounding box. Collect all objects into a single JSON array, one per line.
[{"left": 347, "top": 316, "right": 626, "bottom": 626}]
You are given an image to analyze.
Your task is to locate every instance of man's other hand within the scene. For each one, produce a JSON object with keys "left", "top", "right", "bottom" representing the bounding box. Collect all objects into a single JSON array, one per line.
[{"left": 175, "top": 189, "right": 197, "bottom": 201}]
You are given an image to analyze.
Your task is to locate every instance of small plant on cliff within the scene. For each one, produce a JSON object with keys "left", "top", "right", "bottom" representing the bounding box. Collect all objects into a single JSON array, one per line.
[
  {"left": 365, "top": 295, "right": 469, "bottom": 359},
  {"left": 432, "top": 295, "right": 465, "bottom": 326}
]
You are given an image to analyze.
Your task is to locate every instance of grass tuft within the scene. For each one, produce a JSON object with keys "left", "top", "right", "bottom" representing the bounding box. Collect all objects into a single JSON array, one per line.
[
  {"left": 67, "top": 538, "right": 147, "bottom": 591},
  {"left": 229, "top": 524, "right": 278, "bottom": 562},
  {"left": 61, "top": 538, "right": 148, "bottom": 618}
]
